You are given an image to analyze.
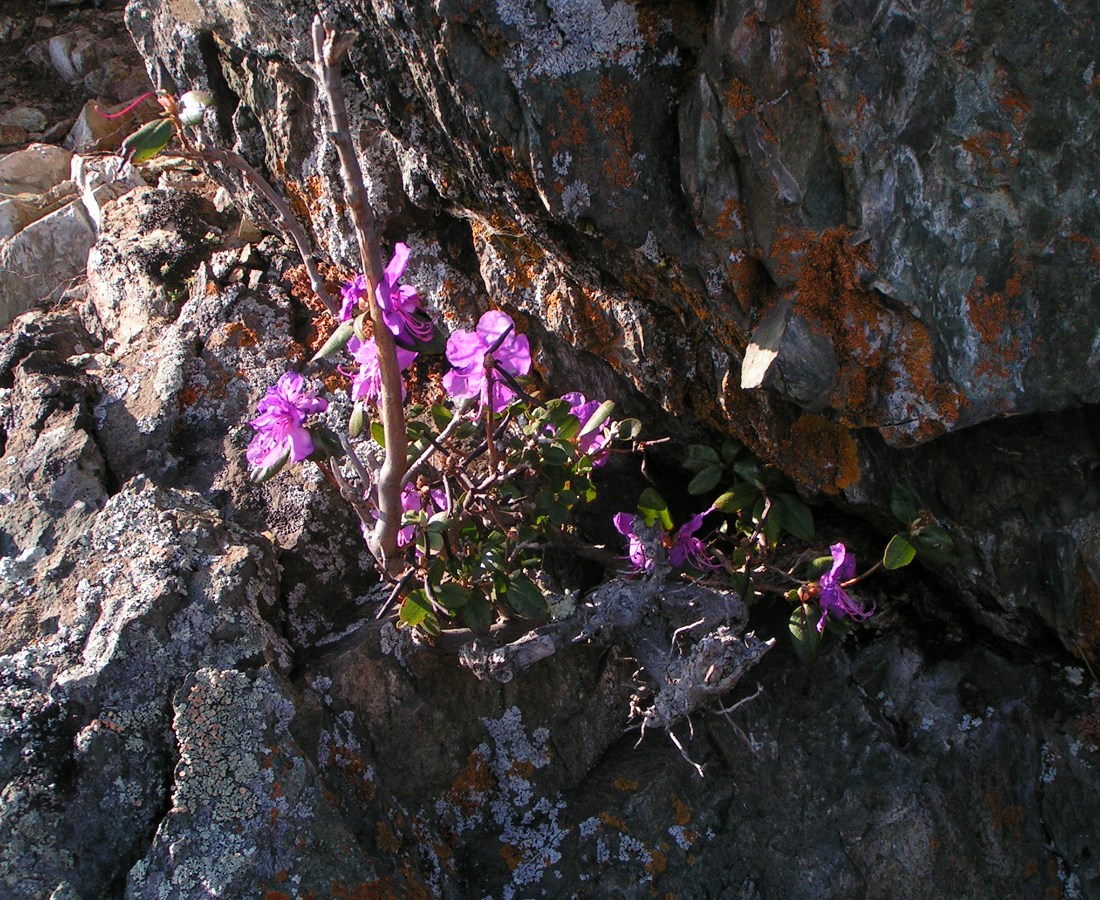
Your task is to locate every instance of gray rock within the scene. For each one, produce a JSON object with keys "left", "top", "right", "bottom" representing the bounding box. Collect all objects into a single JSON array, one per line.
[
  {"left": 0, "top": 144, "right": 72, "bottom": 196},
  {"left": 0, "top": 198, "right": 97, "bottom": 328},
  {"left": 121, "top": 0, "right": 1100, "bottom": 660},
  {"left": 0, "top": 106, "right": 48, "bottom": 133}
]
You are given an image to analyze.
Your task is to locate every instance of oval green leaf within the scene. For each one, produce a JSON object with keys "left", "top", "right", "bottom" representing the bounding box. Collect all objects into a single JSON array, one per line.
[{"left": 883, "top": 532, "right": 918, "bottom": 570}]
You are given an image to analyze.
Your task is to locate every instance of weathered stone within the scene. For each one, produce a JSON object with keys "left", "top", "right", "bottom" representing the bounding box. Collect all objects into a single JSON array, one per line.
[
  {"left": 0, "top": 198, "right": 96, "bottom": 328},
  {"left": 0, "top": 143, "right": 72, "bottom": 195},
  {"left": 63, "top": 99, "right": 138, "bottom": 154},
  {"left": 85, "top": 187, "right": 223, "bottom": 348},
  {"left": 0, "top": 479, "right": 290, "bottom": 898},
  {"left": 122, "top": 0, "right": 1100, "bottom": 661},
  {"left": 0, "top": 181, "right": 79, "bottom": 241},
  {"left": 0, "top": 106, "right": 48, "bottom": 133}
]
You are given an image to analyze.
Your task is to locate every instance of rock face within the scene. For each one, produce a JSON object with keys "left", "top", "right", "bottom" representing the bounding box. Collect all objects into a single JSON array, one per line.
[
  {"left": 1, "top": 1, "right": 1098, "bottom": 897},
  {"left": 0, "top": 174, "right": 1096, "bottom": 896},
  {"left": 121, "top": 0, "right": 1100, "bottom": 661}
]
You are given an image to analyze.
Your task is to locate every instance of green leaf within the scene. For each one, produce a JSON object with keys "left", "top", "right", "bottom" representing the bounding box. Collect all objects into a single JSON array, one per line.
[
  {"left": 683, "top": 444, "right": 721, "bottom": 473},
  {"left": 353, "top": 311, "right": 370, "bottom": 342},
  {"left": 433, "top": 582, "right": 470, "bottom": 611},
  {"left": 504, "top": 575, "right": 547, "bottom": 620},
  {"left": 541, "top": 442, "right": 573, "bottom": 466},
  {"left": 399, "top": 590, "right": 432, "bottom": 628},
  {"left": 688, "top": 465, "right": 723, "bottom": 495},
  {"left": 763, "top": 505, "right": 783, "bottom": 546},
  {"left": 733, "top": 458, "right": 764, "bottom": 490},
  {"left": 637, "top": 487, "right": 673, "bottom": 531},
  {"left": 307, "top": 425, "right": 345, "bottom": 461},
  {"left": 249, "top": 449, "right": 290, "bottom": 484},
  {"left": 120, "top": 117, "right": 175, "bottom": 164},
  {"left": 805, "top": 555, "right": 835, "bottom": 579},
  {"left": 720, "top": 439, "right": 744, "bottom": 467},
  {"left": 788, "top": 603, "right": 822, "bottom": 666},
  {"left": 890, "top": 484, "right": 921, "bottom": 526},
  {"left": 577, "top": 400, "right": 616, "bottom": 439},
  {"left": 774, "top": 493, "right": 815, "bottom": 541},
  {"left": 554, "top": 414, "right": 581, "bottom": 442},
  {"left": 713, "top": 482, "right": 760, "bottom": 513},
  {"left": 912, "top": 524, "right": 955, "bottom": 563},
  {"left": 615, "top": 418, "right": 642, "bottom": 441},
  {"left": 462, "top": 592, "right": 493, "bottom": 632},
  {"left": 349, "top": 401, "right": 365, "bottom": 438},
  {"left": 370, "top": 421, "right": 386, "bottom": 447},
  {"left": 883, "top": 532, "right": 918, "bottom": 570},
  {"left": 310, "top": 321, "right": 355, "bottom": 362},
  {"left": 430, "top": 403, "right": 453, "bottom": 431},
  {"left": 404, "top": 322, "right": 447, "bottom": 355}
]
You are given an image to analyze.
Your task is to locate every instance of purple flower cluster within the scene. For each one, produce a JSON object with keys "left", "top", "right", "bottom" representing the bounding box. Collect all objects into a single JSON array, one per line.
[
  {"left": 560, "top": 392, "right": 613, "bottom": 466},
  {"left": 817, "top": 542, "right": 874, "bottom": 631},
  {"left": 442, "top": 310, "right": 531, "bottom": 413},
  {"left": 340, "top": 244, "right": 433, "bottom": 347},
  {"left": 246, "top": 372, "right": 328, "bottom": 468},
  {"left": 613, "top": 506, "right": 719, "bottom": 574},
  {"left": 346, "top": 336, "right": 418, "bottom": 406}
]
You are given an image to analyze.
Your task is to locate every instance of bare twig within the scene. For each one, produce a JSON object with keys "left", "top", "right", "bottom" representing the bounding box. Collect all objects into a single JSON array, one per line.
[
  {"left": 402, "top": 399, "right": 470, "bottom": 488},
  {"left": 312, "top": 17, "right": 407, "bottom": 571},
  {"left": 177, "top": 145, "right": 338, "bottom": 315}
]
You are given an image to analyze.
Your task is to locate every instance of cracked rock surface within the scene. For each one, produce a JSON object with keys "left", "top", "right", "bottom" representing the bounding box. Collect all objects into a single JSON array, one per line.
[{"left": 0, "top": 2, "right": 1097, "bottom": 897}]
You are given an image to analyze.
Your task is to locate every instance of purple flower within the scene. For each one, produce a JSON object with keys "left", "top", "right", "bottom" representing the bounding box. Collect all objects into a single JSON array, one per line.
[
  {"left": 361, "top": 484, "right": 446, "bottom": 549},
  {"left": 442, "top": 310, "right": 531, "bottom": 413},
  {"left": 246, "top": 372, "right": 328, "bottom": 468},
  {"left": 339, "top": 244, "right": 434, "bottom": 346},
  {"left": 817, "top": 542, "right": 873, "bottom": 632},
  {"left": 345, "top": 335, "right": 417, "bottom": 405},
  {"left": 613, "top": 512, "right": 654, "bottom": 573},
  {"left": 561, "top": 391, "right": 613, "bottom": 466},
  {"left": 339, "top": 275, "right": 367, "bottom": 323},
  {"left": 377, "top": 243, "right": 434, "bottom": 345},
  {"left": 669, "top": 506, "right": 719, "bottom": 570}
]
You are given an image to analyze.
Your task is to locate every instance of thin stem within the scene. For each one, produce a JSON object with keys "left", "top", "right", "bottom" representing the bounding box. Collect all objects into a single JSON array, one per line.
[
  {"left": 842, "top": 560, "right": 883, "bottom": 589},
  {"left": 313, "top": 17, "right": 407, "bottom": 570},
  {"left": 338, "top": 433, "right": 375, "bottom": 494},
  {"left": 178, "top": 145, "right": 338, "bottom": 314},
  {"left": 401, "top": 399, "right": 470, "bottom": 488}
]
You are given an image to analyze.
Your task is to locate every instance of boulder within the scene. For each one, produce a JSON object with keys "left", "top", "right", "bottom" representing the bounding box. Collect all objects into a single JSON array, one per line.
[{"left": 122, "top": 0, "right": 1100, "bottom": 660}]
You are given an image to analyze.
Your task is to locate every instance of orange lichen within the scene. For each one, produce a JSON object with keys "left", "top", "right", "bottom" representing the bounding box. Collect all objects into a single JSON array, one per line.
[
  {"left": 590, "top": 76, "right": 638, "bottom": 189},
  {"left": 998, "top": 88, "right": 1031, "bottom": 127},
  {"left": 613, "top": 777, "right": 640, "bottom": 791},
  {"left": 966, "top": 274, "right": 1024, "bottom": 368},
  {"left": 439, "top": 751, "right": 495, "bottom": 826},
  {"left": 669, "top": 793, "right": 692, "bottom": 827},
  {"left": 645, "top": 849, "right": 668, "bottom": 876},
  {"left": 1068, "top": 232, "right": 1100, "bottom": 265},
  {"left": 224, "top": 321, "right": 258, "bottom": 347},
  {"left": 598, "top": 811, "right": 630, "bottom": 832},
  {"left": 724, "top": 78, "right": 756, "bottom": 123},
  {"left": 960, "top": 130, "right": 1019, "bottom": 168},
  {"left": 714, "top": 197, "right": 748, "bottom": 239},
  {"left": 788, "top": 415, "right": 861, "bottom": 494},
  {"left": 986, "top": 790, "right": 1024, "bottom": 838},
  {"left": 1075, "top": 558, "right": 1100, "bottom": 664},
  {"left": 499, "top": 843, "right": 524, "bottom": 872},
  {"left": 376, "top": 820, "right": 402, "bottom": 854}
]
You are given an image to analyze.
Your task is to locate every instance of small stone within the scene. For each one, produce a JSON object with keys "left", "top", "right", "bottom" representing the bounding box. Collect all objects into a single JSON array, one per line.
[
  {"left": 1, "top": 106, "right": 49, "bottom": 132},
  {"left": 0, "top": 143, "right": 73, "bottom": 195},
  {"left": 64, "top": 100, "right": 136, "bottom": 154},
  {"left": 0, "top": 125, "right": 27, "bottom": 148}
]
